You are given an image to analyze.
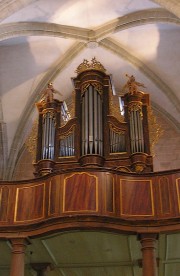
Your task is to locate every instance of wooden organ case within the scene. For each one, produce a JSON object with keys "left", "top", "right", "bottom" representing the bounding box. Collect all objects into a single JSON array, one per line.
[{"left": 34, "top": 58, "right": 153, "bottom": 176}]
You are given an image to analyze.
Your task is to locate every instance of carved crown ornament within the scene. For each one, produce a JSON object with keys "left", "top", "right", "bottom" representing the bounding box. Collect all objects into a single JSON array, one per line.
[{"left": 75, "top": 57, "right": 106, "bottom": 75}]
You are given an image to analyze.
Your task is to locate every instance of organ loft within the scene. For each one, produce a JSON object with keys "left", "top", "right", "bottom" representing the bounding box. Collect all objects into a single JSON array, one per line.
[{"left": 0, "top": 58, "right": 179, "bottom": 276}]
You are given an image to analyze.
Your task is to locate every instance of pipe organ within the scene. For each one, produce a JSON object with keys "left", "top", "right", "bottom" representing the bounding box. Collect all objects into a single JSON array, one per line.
[{"left": 34, "top": 58, "right": 153, "bottom": 176}]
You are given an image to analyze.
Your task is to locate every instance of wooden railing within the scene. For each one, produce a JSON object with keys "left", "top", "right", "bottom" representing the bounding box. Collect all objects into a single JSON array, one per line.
[{"left": 0, "top": 168, "right": 179, "bottom": 237}]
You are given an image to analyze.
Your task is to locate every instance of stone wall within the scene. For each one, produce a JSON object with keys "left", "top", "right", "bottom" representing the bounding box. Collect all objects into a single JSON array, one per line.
[{"left": 153, "top": 111, "right": 180, "bottom": 171}]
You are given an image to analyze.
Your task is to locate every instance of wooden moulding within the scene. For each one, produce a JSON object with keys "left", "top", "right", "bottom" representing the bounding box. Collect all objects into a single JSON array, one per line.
[
  {"left": 79, "top": 155, "right": 105, "bottom": 167},
  {"left": 0, "top": 168, "right": 179, "bottom": 237}
]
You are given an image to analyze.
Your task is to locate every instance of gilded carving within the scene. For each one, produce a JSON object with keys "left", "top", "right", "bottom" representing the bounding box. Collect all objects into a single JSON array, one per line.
[
  {"left": 128, "top": 102, "right": 143, "bottom": 117},
  {"left": 109, "top": 123, "right": 125, "bottom": 135},
  {"left": 41, "top": 82, "right": 62, "bottom": 103},
  {"left": 115, "top": 166, "right": 131, "bottom": 172},
  {"left": 122, "top": 74, "right": 146, "bottom": 95},
  {"left": 81, "top": 82, "right": 103, "bottom": 96},
  {"left": 59, "top": 125, "right": 75, "bottom": 140},
  {"left": 42, "top": 108, "right": 56, "bottom": 118},
  {"left": 134, "top": 164, "right": 145, "bottom": 173},
  {"left": 75, "top": 57, "right": 106, "bottom": 75},
  {"left": 148, "top": 107, "right": 163, "bottom": 155},
  {"left": 25, "top": 119, "right": 38, "bottom": 162}
]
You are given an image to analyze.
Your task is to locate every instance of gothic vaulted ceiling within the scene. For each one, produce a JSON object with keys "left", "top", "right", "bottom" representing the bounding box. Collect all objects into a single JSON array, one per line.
[{"left": 0, "top": 0, "right": 180, "bottom": 180}]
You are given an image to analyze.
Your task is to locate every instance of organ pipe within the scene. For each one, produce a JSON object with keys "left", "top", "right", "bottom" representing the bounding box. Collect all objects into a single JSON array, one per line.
[
  {"left": 129, "top": 105, "right": 144, "bottom": 154},
  {"left": 85, "top": 90, "right": 89, "bottom": 154},
  {"left": 81, "top": 85, "right": 103, "bottom": 156},
  {"left": 82, "top": 96, "right": 85, "bottom": 155},
  {"left": 94, "top": 88, "right": 98, "bottom": 154},
  {"left": 89, "top": 85, "right": 93, "bottom": 154},
  {"left": 41, "top": 111, "right": 56, "bottom": 160},
  {"left": 98, "top": 92, "right": 103, "bottom": 155},
  {"left": 59, "top": 131, "right": 75, "bottom": 157},
  {"left": 109, "top": 126, "right": 126, "bottom": 154}
]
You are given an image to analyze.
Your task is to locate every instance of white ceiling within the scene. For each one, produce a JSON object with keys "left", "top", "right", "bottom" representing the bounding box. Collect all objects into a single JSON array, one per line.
[{"left": 0, "top": 0, "right": 180, "bottom": 179}]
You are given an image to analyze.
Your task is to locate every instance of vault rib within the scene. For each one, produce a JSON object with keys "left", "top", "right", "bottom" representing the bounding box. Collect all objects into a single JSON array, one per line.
[
  {"left": 0, "top": 9, "right": 179, "bottom": 42},
  {"left": 99, "top": 37, "right": 180, "bottom": 114}
]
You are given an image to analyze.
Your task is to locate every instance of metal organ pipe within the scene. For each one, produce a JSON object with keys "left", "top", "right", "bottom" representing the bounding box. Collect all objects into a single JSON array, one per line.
[
  {"left": 81, "top": 85, "right": 103, "bottom": 156},
  {"left": 109, "top": 126, "right": 126, "bottom": 154},
  {"left": 85, "top": 90, "right": 89, "bottom": 155},
  {"left": 41, "top": 111, "right": 56, "bottom": 160},
  {"left": 42, "top": 114, "right": 46, "bottom": 159},
  {"left": 72, "top": 132, "right": 74, "bottom": 155},
  {"left": 129, "top": 107, "right": 145, "bottom": 154},
  {"left": 139, "top": 112, "right": 144, "bottom": 152},
  {"left": 82, "top": 96, "right": 85, "bottom": 155},
  {"left": 94, "top": 88, "right": 98, "bottom": 154},
  {"left": 98, "top": 92, "right": 103, "bottom": 155},
  {"left": 89, "top": 85, "right": 93, "bottom": 154},
  {"left": 134, "top": 110, "right": 139, "bottom": 152},
  {"left": 130, "top": 113, "right": 135, "bottom": 153}
]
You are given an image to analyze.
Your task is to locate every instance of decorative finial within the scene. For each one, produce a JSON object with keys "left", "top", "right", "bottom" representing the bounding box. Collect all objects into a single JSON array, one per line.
[
  {"left": 122, "top": 74, "right": 146, "bottom": 95},
  {"left": 41, "top": 83, "right": 62, "bottom": 103},
  {"left": 75, "top": 57, "right": 106, "bottom": 75}
]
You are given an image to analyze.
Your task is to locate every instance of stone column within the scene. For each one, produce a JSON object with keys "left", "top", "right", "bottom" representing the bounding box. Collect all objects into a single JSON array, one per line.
[
  {"left": 139, "top": 233, "right": 158, "bottom": 276},
  {"left": 10, "top": 238, "right": 28, "bottom": 276}
]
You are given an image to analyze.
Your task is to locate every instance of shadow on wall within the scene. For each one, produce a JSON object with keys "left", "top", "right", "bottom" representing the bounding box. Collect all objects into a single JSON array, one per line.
[
  {"left": 0, "top": 36, "right": 46, "bottom": 95},
  {"left": 153, "top": 23, "right": 180, "bottom": 171}
]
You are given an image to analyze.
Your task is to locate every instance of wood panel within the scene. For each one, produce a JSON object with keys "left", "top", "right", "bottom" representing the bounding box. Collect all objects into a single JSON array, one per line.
[
  {"left": 158, "top": 177, "right": 171, "bottom": 215},
  {"left": 14, "top": 183, "right": 45, "bottom": 222},
  {"left": 63, "top": 173, "right": 98, "bottom": 213},
  {"left": 105, "top": 173, "right": 114, "bottom": 213},
  {"left": 176, "top": 178, "right": 180, "bottom": 214},
  {"left": 48, "top": 176, "right": 60, "bottom": 216},
  {"left": 0, "top": 169, "right": 179, "bottom": 234},
  {"left": 120, "top": 179, "right": 154, "bottom": 216},
  {"left": 0, "top": 186, "right": 9, "bottom": 222}
]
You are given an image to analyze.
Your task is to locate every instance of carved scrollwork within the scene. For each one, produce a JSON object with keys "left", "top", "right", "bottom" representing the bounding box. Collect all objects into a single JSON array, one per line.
[
  {"left": 128, "top": 102, "right": 143, "bottom": 117},
  {"left": 109, "top": 123, "right": 125, "bottom": 135},
  {"left": 81, "top": 82, "right": 103, "bottom": 96},
  {"left": 148, "top": 107, "right": 163, "bottom": 156},
  {"left": 59, "top": 125, "right": 75, "bottom": 140}
]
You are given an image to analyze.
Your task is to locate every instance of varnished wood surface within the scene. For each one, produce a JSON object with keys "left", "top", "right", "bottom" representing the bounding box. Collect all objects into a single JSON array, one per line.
[{"left": 0, "top": 168, "right": 179, "bottom": 237}]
